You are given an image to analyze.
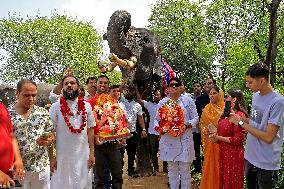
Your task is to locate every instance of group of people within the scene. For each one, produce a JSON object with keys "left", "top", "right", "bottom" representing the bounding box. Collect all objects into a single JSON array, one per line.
[
  {"left": 0, "top": 62, "right": 284, "bottom": 189},
  {"left": 196, "top": 63, "right": 284, "bottom": 189}
]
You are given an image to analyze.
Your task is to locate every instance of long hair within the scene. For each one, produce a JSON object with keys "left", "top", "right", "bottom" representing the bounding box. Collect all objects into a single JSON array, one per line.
[{"left": 227, "top": 89, "right": 248, "bottom": 117}]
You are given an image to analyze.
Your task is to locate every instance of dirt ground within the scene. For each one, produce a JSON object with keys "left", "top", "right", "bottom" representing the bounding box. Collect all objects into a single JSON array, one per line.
[
  {"left": 122, "top": 153, "right": 200, "bottom": 189},
  {"left": 122, "top": 154, "right": 169, "bottom": 189},
  {"left": 123, "top": 171, "right": 169, "bottom": 189}
]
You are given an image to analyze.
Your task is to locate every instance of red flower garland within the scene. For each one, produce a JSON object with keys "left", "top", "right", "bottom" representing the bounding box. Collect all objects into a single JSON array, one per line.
[{"left": 60, "top": 96, "right": 87, "bottom": 133}]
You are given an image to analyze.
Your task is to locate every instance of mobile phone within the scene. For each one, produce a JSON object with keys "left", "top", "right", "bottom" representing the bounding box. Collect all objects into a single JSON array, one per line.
[
  {"left": 224, "top": 100, "right": 231, "bottom": 117},
  {"left": 14, "top": 180, "right": 22, "bottom": 187}
]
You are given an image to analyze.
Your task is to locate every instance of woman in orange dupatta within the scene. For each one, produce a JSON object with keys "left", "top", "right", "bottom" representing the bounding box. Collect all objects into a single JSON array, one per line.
[{"left": 199, "top": 85, "right": 224, "bottom": 189}]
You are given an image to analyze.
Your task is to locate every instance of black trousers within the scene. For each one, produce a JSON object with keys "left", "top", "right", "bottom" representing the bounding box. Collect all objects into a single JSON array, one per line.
[
  {"left": 245, "top": 160, "right": 278, "bottom": 189},
  {"left": 192, "top": 132, "right": 202, "bottom": 173},
  {"left": 126, "top": 132, "right": 138, "bottom": 173},
  {"left": 148, "top": 134, "right": 159, "bottom": 171},
  {"left": 94, "top": 142, "right": 123, "bottom": 189}
]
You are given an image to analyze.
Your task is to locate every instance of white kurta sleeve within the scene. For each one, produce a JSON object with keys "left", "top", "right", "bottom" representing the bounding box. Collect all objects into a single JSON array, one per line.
[
  {"left": 186, "top": 98, "right": 199, "bottom": 129},
  {"left": 85, "top": 102, "right": 96, "bottom": 128},
  {"left": 154, "top": 97, "right": 167, "bottom": 130},
  {"left": 143, "top": 100, "right": 150, "bottom": 110},
  {"left": 49, "top": 102, "right": 59, "bottom": 127}
]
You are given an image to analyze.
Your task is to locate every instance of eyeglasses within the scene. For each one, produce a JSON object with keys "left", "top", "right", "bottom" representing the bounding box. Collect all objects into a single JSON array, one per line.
[{"left": 168, "top": 83, "right": 181, "bottom": 88}]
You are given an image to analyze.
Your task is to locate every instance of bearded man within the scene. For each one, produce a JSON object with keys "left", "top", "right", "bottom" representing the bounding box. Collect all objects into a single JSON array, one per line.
[{"left": 49, "top": 75, "right": 95, "bottom": 189}]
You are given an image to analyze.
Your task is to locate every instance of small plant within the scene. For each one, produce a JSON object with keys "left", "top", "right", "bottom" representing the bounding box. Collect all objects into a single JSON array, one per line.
[{"left": 192, "top": 172, "right": 201, "bottom": 189}]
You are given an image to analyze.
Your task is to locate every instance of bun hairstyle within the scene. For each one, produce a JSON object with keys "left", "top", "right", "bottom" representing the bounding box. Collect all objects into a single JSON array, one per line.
[{"left": 227, "top": 89, "right": 248, "bottom": 117}]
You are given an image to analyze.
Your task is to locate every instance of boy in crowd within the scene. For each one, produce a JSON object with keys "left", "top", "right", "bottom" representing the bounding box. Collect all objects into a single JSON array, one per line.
[{"left": 230, "top": 63, "right": 284, "bottom": 189}]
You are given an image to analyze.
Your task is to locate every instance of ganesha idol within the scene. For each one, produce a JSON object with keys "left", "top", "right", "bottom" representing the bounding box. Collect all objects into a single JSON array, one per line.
[
  {"left": 92, "top": 93, "right": 130, "bottom": 142},
  {"left": 155, "top": 99, "right": 185, "bottom": 137}
]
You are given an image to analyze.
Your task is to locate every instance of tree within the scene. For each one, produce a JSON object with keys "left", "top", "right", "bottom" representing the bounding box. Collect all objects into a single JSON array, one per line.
[
  {"left": 205, "top": 0, "right": 264, "bottom": 90},
  {"left": 149, "top": 0, "right": 284, "bottom": 100},
  {"left": 223, "top": 0, "right": 284, "bottom": 93},
  {"left": 263, "top": 0, "right": 283, "bottom": 86},
  {"left": 0, "top": 13, "right": 121, "bottom": 84},
  {"left": 148, "top": 0, "right": 216, "bottom": 87}
]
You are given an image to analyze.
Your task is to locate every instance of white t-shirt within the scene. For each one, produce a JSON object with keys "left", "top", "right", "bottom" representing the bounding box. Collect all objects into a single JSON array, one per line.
[
  {"left": 143, "top": 100, "right": 159, "bottom": 135},
  {"left": 119, "top": 98, "right": 143, "bottom": 133},
  {"left": 245, "top": 91, "right": 284, "bottom": 170}
]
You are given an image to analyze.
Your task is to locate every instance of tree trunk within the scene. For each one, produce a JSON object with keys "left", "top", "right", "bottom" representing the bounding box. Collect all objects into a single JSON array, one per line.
[
  {"left": 221, "top": 65, "right": 226, "bottom": 92},
  {"left": 265, "top": 0, "right": 282, "bottom": 86},
  {"left": 135, "top": 107, "right": 153, "bottom": 177}
]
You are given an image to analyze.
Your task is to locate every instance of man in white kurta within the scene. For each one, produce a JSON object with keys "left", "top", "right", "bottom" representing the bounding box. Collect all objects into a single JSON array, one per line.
[
  {"left": 154, "top": 78, "right": 199, "bottom": 189},
  {"left": 49, "top": 76, "right": 95, "bottom": 189}
]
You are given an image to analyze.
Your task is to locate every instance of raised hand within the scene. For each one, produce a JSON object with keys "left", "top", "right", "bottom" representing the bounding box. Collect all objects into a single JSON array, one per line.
[
  {"left": 108, "top": 53, "right": 119, "bottom": 62},
  {"left": 63, "top": 68, "right": 73, "bottom": 77}
]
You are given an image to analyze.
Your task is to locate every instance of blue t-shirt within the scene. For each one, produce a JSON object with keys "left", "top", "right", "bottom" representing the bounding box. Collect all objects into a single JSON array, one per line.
[{"left": 245, "top": 90, "right": 284, "bottom": 170}]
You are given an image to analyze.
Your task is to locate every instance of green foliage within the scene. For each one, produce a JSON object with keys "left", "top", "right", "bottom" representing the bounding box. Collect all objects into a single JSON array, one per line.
[
  {"left": 0, "top": 13, "right": 121, "bottom": 84},
  {"left": 148, "top": 0, "right": 284, "bottom": 93},
  {"left": 149, "top": 0, "right": 284, "bottom": 186},
  {"left": 278, "top": 146, "right": 284, "bottom": 188},
  {"left": 148, "top": 0, "right": 216, "bottom": 88},
  {"left": 222, "top": 40, "right": 257, "bottom": 102},
  {"left": 205, "top": 0, "right": 264, "bottom": 90},
  {"left": 275, "top": 37, "right": 284, "bottom": 95},
  {"left": 221, "top": 0, "right": 284, "bottom": 95}
]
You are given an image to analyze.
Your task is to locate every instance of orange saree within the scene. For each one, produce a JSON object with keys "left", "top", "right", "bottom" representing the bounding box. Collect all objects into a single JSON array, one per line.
[{"left": 199, "top": 91, "right": 224, "bottom": 189}]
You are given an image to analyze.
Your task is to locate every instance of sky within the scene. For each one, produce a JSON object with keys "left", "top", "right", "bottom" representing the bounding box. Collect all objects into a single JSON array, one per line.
[
  {"left": 0, "top": 0, "right": 158, "bottom": 33},
  {"left": 0, "top": 0, "right": 158, "bottom": 74}
]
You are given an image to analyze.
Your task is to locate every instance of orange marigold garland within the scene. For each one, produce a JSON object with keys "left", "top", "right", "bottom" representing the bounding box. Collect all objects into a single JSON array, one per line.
[
  {"left": 92, "top": 93, "right": 129, "bottom": 141},
  {"left": 155, "top": 98, "right": 185, "bottom": 137}
]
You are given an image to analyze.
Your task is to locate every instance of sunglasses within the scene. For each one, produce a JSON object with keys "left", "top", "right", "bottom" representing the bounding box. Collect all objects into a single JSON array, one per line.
[{"left": 168, "top": 83, "right": 181, "bottom": 88}]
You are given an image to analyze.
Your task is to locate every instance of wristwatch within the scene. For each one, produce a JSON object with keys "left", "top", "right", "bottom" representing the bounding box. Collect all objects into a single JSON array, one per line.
[
  {"left": 142, "top": 128, "right": 146, "bottom": 132},
  {"left": 238, "top": 120, "right": 244, "bottom": 127}
]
